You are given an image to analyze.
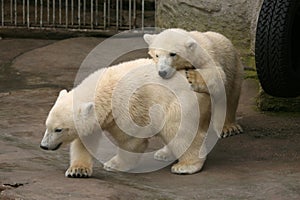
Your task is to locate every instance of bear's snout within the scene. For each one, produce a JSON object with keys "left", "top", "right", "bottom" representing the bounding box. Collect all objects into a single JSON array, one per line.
[
  {"left": 40, "top": 142, "right": 62, "bottom": 151},
  {"left": 159, "top": 70, "right": 168, "bottom": 78},
  {"left": 40, "top": 144, "right": 49, "bottom": 150}
]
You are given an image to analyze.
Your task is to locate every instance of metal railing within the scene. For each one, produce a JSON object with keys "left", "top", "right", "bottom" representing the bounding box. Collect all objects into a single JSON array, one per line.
[{"left": 0, "top": 0, "right": 155, "bottom": 32}]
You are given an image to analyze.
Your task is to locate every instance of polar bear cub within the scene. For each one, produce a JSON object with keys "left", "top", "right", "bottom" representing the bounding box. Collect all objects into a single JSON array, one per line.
[
  {"left": 40, "top": 58, "right": 213, "bottom": 177},
  {"left": 144, "top": 29, "right": 244, "bottom": 137}
]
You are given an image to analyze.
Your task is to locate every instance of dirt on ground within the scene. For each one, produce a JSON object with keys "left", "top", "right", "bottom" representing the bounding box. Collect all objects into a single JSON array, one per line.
[{"left": 0, "top": 37, "right": 300, "bottom": 200}]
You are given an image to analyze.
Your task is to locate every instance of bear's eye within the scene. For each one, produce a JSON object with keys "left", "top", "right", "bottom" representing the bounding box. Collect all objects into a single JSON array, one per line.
[
  {"left": 169, "top": 52, "right": 177, "bottom": 57},
  {"left": 155, "top": 54, "right": 159, "bottom": 58},
  {"left": 54, "top": 128, "right": 63, "bottom": 133}
]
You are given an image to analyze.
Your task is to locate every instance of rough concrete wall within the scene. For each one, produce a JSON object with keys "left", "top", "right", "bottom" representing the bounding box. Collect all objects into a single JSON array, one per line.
[{"left": 156, "top": 0, "right": 264, "bottom": 67}]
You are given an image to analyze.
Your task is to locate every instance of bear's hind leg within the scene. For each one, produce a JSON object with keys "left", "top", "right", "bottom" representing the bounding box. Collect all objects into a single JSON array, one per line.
[
  {"left": 221, "top": 122, "right": 243, "bottom": 138},
  {"left": 103, "top": 137, "right": 148, "bottom": 172},
  {"left": 169, "top": 132, "right": 207, "bottom": 175},
  {"left": 171, "top": 155, "right": 206, "bottom": 175},
  {"left": 154, "top": 145, "right": 175, "bottom": 162},
  {"left": 65, "top": 138, "right": 93, "bottom": 178}
]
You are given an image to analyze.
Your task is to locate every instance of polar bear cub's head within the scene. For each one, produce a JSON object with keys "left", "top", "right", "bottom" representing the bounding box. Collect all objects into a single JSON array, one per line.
[
  {"left": 144, "top": 28, "right": 197, "bottom": 79},
  {"left": 40, "top": 89, "right": 77, "bottom": 150},
  {"left": 40, "top": 89, "right": 95, "bottom": 151}
]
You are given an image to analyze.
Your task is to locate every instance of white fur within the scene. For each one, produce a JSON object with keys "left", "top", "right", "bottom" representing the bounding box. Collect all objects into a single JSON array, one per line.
[
  {"left": 144, "top": 28, "right": 244, "bottom": 137},
  {"left": 41, "top": 58, "right": 212, "bottom": 177}
]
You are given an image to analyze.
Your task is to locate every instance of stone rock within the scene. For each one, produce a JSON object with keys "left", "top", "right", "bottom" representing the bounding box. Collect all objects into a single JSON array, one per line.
[{"left": 177, "top": 0, "right": 222, "bottom": 13}]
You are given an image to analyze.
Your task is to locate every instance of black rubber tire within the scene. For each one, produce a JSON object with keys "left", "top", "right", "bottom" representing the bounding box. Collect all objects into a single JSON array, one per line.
[{"left": 255, "top": 0, "right": 300, "bottom": 97}]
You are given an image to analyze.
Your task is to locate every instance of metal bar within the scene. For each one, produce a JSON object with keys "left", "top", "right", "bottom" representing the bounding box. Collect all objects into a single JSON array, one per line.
[
  {"left": 91, "top": 0, "right": 93, "bottom": 29},
  {"left": 133, "top": 0, "right": 136, "bottom": 28},
  {"left": 47, "top": 0, "right": 49, "bottom": 23},
  {"left": 116, "top": 0, "right": 118, "bottom": 30},
  {"left": 141, "top": 0, "right": 144, "bottom": 30},
  {"left": 1, "top": 0, "right": 155, "bottom": 32},
  {"left": 65, "top": 0, "right": 68, "bottom": 28},
  {"left": 103, "top": 0, "right": 106, "bottom": 28},
  {"left": 154, "top": 0, "right": 156, "bottom": 27},
  {"left": 120, "top": 0, "right": 122, "bottom": 27},
  {"left": 59, "top": 0, "right": 61, "bottom": 24},
  {"left": 128, "top": 0, "right": 131, "bottom": 29},
  {"left": 10, "top": 0, "right": 13, "bottom": 23},
  {"left": 95, "top": 0, "right": 98, "bottom": 26},
  {"left": 83, "top": 0, "right": 86, "bottom": 25},
  {"left": 1, "top": 0, "right": 4, "bottom": 27},
  {"left": 78, "top": 0, "right": 81, "bottom": 28},
  {"left": 107, "top": 0, "right": 110, "bottom": 26},
  {"left": 27, "top": 0, "right": 29, "bottom": 28},
  {"left": 23, "top": 0, "right": 25, "bottom": 24},
  {"left": 40, "top": 0, "right": 43, "bottom": 27},
  {"left": 71, "top": 0, "right": 74, "bottom": 25},
  {"left": 35, "top": 0, "right": 37, "bottom": 24},
  {"left": 14, "top": 0, "right": 17, "bottom": 26},
  {"left": 53, "top": 0, "right": 55, "bottom": 24}
]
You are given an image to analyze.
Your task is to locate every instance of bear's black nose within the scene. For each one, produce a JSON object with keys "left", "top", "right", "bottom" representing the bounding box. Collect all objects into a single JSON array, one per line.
[
  {"left": 159, "top": 70, "right": 167, "bottom": 78},
  {"left": 40, "top": 145, "right": 49, "bottom": 150}
]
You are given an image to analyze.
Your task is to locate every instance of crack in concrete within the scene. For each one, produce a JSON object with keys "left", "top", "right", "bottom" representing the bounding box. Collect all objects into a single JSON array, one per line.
[{"left": 3, "top": 182, "right": 28, "bottom": 188}]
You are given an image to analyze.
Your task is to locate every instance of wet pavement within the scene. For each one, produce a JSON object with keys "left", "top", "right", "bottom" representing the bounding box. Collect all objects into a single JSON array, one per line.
[{"left": 0, "top": 37, "right": 300, "bottom": 200}]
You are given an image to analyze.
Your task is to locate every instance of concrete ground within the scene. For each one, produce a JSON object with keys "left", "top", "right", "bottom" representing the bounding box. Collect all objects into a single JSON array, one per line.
[{"left": 0, "top": 37, "right": 300, "bottom": 200}]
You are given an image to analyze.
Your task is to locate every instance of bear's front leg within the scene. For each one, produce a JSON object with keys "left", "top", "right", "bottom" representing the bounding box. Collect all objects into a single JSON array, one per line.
[
  {"left": 186, "top": 69, "right": 209, "bottom": 94},
  {"left": 65, "top": 138, "right": 93, "bottom": 178},
  {"left": 186, "top": 67, "right": 226, "bottom": 98}
]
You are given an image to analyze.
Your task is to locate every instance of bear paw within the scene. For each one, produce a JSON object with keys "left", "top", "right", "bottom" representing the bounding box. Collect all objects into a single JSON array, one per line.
[
  {"left": 154, "top": 146, "right": 175, "bottom": 162},
  {"left": 103, "top": 156, "right": 132, "bottom": 172},
  {"left": 171, "top": 161, "right": 204, "bottom": 175},
  {"left": 65, "top": 165, "right": 92, "bottom": 178},
  {"left": 221, "top": 123, "right": 243, "bottom": 138},
  {"left": 186, "top": 70, "right": 207, "bottom": 93}
]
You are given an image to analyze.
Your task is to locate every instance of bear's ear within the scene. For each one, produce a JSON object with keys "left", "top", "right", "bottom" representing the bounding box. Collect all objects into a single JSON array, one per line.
[
  {"left": 143, "top": 34, "right": 156, "bottom": 45},
  {"left": 81, "top": 102, "right": 94, "bottom": 118},
  {"left": 58, "top": 89, "right": 68, "bottom": 99},
  {"left": 148, "top": 49, "right": 155, "bottom": 58},
  {"left": 184, "top": 39, "right": 197, "bottom": 51}
]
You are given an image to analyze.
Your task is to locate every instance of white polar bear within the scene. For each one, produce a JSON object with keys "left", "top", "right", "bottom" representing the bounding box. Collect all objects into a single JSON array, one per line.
[
  {"left": 40, "top": 58, "right": 213, "bottom": 177},
  {"left": 40, "top": 66, "right": 107, "bottom": 177},
  {"left": 144, "top": 29, "right": 244, "bottom": 137}
]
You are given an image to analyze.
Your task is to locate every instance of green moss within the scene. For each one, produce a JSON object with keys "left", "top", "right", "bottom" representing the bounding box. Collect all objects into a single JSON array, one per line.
[
  {"left": 257, "top": 89, "right": 300, "bottom": 113},
  {"left": 244, "top": 69, "right": 258, "bottom": 80},
  {"left": 241, "top": 54, "right": 256, "bottom": 69}
]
